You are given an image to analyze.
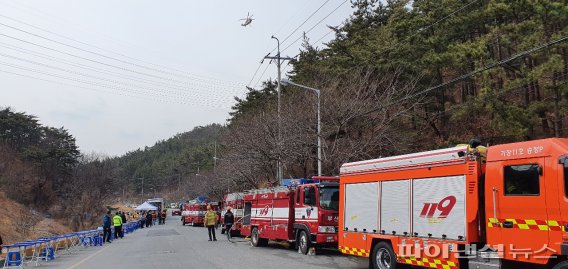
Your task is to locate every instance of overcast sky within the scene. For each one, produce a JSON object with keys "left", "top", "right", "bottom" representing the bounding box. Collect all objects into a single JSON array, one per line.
[{"left": 0, "top": 0, "right": 353, "bottom": 156}]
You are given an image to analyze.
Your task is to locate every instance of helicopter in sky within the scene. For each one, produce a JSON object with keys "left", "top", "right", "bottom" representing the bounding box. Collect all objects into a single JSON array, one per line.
[{"left": 240, "top": 12, "right": 254, "bottom": 27}]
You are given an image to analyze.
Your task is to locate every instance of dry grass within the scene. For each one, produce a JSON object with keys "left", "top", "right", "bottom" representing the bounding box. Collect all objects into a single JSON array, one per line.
[{"left": 0, "top": 192, "right": 71, "bottom": 245}]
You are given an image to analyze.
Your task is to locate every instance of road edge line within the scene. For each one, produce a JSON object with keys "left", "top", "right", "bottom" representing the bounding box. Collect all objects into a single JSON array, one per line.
[{"left": 67, "top": 246, "right": 108, "bottom": 269}]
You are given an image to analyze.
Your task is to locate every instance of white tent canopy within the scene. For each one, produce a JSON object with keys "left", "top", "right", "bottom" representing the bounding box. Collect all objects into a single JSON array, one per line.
[{"left": 135, "top": 202, "right": 158, "bottom": 211}]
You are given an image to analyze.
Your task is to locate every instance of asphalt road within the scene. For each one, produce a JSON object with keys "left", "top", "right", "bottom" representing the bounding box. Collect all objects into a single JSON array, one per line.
[{"left": 42, "top": 215, "right": 368, "bottom": 269}]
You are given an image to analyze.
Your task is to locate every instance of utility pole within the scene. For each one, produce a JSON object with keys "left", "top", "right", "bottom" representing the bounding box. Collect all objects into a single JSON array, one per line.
[
  {"left": 138, "top": 177, "right": 144, "bottom": 196},
  {"left": 213, "top": 141, "right": 217, "bottom": 172},
  {"left": 178, "top": 173, "right": 181, "bottom": 190},
  {"left": 264, "top": 36, "right": 294, "bottom": 183}
]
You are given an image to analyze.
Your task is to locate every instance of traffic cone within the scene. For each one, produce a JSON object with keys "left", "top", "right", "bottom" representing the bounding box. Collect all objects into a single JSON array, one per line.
[{"left": 308, "top": 247, "right": 316, "bottom": 256}]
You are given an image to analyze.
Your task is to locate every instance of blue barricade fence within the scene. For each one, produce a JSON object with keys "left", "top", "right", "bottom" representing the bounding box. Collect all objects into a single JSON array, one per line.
[{"left": 1, "top": 221, "right": 140, "bottom": 268}]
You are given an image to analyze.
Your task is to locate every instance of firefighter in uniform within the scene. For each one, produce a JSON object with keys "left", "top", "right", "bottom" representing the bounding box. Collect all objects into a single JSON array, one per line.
[
  {"left": 113, "top": 212, "right": 123, "bottom": 239},
  {"left": 204, "top": 205, "right": 217, "bottom": 241}
]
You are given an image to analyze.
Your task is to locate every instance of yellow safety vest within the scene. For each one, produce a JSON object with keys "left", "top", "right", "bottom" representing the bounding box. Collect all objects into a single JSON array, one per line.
[
  {"left": 204, "top": 211, "right": 217, "bottom": 226},
  {"left": 113, "top": 215, "right": 123, "bottom": 226}
]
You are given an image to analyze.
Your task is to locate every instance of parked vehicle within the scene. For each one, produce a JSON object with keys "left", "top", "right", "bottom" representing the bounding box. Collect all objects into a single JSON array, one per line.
[
  {"left": 181, "top": 198, "right": 218, "bottom": 226},
  {"left": 339, "top": 138, "right": 568, "bottom": 269},
  {"left": 242, "top": 177, "right": 339, "bottom": 255},
  {"left": 221, "top": 192, "right": 244, "bottom": 235},
  {"left": 172, "top": 203, "right": 183, "bottom": 216},
  {"left": 146, "top": 198, "right": 164, "bottom": 211}
]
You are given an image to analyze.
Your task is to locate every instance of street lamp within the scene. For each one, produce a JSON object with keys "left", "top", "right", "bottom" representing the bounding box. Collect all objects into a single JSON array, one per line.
[{"left": 280, "top": 79, "right": 322, "bottom": 177}]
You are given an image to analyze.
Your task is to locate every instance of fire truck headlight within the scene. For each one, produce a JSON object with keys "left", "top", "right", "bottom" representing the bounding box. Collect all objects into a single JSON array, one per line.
[{"left": 318, "top": 226, "right": 336, "bottom": 233}]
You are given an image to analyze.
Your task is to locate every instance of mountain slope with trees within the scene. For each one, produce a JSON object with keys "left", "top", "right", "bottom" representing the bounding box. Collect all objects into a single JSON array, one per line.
[
  {"left": 0, "top": 107, "right": 223, "bottom": 234},
  {"left": 215, "top": 0, "right": 568, "bottom": 191}
]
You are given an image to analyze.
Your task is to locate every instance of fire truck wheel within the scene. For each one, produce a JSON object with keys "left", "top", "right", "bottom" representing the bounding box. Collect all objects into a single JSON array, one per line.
[
  {"left": 182, "top": 221, "right": 186, "bottom": 226},
  {"left": 371, "top": 242, "right": 396, "bottom": 269},
  {"left": 298, "top": 230, "right": 310, "bottom": 255},
  {"left": 251, "top": 227, "right": 261, "bottom": 247},
  {"left": 553, "top": 261, "right": 568, "bottom": 269}
]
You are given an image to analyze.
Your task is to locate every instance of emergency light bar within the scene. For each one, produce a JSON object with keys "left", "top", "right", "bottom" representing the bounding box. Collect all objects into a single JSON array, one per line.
[
  {"left": 280, "top": 177, "right": 339, "bottom": 187},
  {"left": 280, "top": 178, "right": 317, "bottom": 187}
]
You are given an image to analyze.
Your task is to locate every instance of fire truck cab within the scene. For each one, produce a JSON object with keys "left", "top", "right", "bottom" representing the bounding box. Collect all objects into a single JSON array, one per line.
[
  {"left": 242, "top": 177, "right": 340, "bottom": 255},
  {"left": 339, "top": 138, "right": 568, "bottom": 269}
]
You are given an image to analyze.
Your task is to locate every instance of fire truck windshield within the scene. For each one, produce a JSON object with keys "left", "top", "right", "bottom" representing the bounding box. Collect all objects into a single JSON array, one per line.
[{"left": 319, "top": 187, "right": 339, "bottom": 211}]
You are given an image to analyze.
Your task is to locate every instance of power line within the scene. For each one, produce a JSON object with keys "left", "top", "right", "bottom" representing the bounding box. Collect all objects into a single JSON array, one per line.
[
  {"left": 278, "top": 0, "right": 333, "bottom": 48},
  {"left": 360, "top": 34, "right": 568, "bottom": 117},
  {"left": 0, "top": 61, "right": 233, "bottom": 107},
  {"left": 0, "top": 10, "right": 244, "bottom": 87},
  {"left": 378, "top": 0, "right": 479, "bottom": 58},
  {"left": 0, "top": 42, "right": 219, "bottom": 96},
  {"left": 254, "top": 62, "right": 272, "bottom": 88},
  {"left": 1, "top": 60, "right": 166, "bottom": 99},
  {"left": 247, "top": 60, "right": 265, "bottom": 88},
  {"left": 281, "top": 0, "right": 349, "bottom": 53},
  {"left": 272, "top": 1, "right": 314, "bottom": 38},
  {"left": 0, "top": 68, "right": 180, "bottom": 105},
  {"left": 274, "top": 0, "right": 481, "bottom": 93},
  {"left": 250, "top": 0, "right": 346, "bottom": 88},
  {"left": 0, "top": 22, "right": 244, "bottom": 89},
  {"left": 282, "top": 61, "right": 293, "bottom": 75},
  {"left": 0, "top": 43, "right": 233, "bottom": 99},
  {"left": 0, "top": 52, "right": 230, "bottom": 101},
  {"left": 414, "top": 76, "right": 568, "bottom": 136},
  {"left": 313, "top": 26, "right": 338, "bottom": 45},
  {"left": 0, "top": 33, "right": 242, "bottom": 94}
]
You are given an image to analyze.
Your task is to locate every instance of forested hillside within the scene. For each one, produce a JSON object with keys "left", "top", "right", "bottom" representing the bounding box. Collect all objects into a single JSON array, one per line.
[
  {"left": 215, "top": 0, "right": 568, "bottom": 191},
  {"left": 0, "top": 107, "right": 223, "bottom": 232},
  {"left": 105, "top": 124, "right": 223, "bottom": 200},
  {"left": 0, "top": 107, "right": 93, "bottom": 233}
]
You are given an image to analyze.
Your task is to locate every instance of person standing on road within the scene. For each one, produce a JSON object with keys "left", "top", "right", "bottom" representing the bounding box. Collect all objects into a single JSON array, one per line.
[
  {"left": 152, "top": 211, "right": 158, "bottom": 226},
  {"left": 121, "top": 211, "right": 127, "bottom": 223},
  {"left": 119, "top": 211, "right": 126, "bottom": 238},
  {"left": 216, "top": 210, "right": 221, "bottom": 229},
  {"left": 139, "top": 212, "right": 145, "bottom": 229},
  {"left": 113, "top": 212, "right": 123, "bottom": 239},
  {"left": 146, "top": 211, "right": 152, "bottom": 227},
  {"left": 204, "top": 205, "right": 217, "bottom": 241},
  {"left": 102, "top": 211, "right": 112, "bottom": 243},
  {"left": 161, "top": 210, "right": 167, "bottom": 224},
  {"left": 157, "top": 209, "right": 163, "bottom": 225},
  {"left": 223, "top": 207, "right": 234, "bottom": 240}
]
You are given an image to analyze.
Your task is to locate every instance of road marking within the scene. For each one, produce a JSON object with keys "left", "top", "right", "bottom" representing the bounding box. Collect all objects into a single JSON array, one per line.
[{"left": 67, "top": 246, "right": 108, "bottom": 269}]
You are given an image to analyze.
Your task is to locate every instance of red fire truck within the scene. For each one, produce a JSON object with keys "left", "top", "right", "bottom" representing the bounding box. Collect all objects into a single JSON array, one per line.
[
  {"left": 181, "top": 200, "right": 218, "bottom": 226},
  {"left": 221, "top": 192, "right": 245, "bottom": 235},
  {"left": 339, "top": 138, "right": 568, "bottom": 269},
  {"left": 241, "top": 177, "right": 340, "bottom": 254}
]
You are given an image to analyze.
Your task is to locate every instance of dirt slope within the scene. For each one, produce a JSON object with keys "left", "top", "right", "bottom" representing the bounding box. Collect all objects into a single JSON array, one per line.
[{"left": 0, "top": 192, "right": 71, "bottom": 244}]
